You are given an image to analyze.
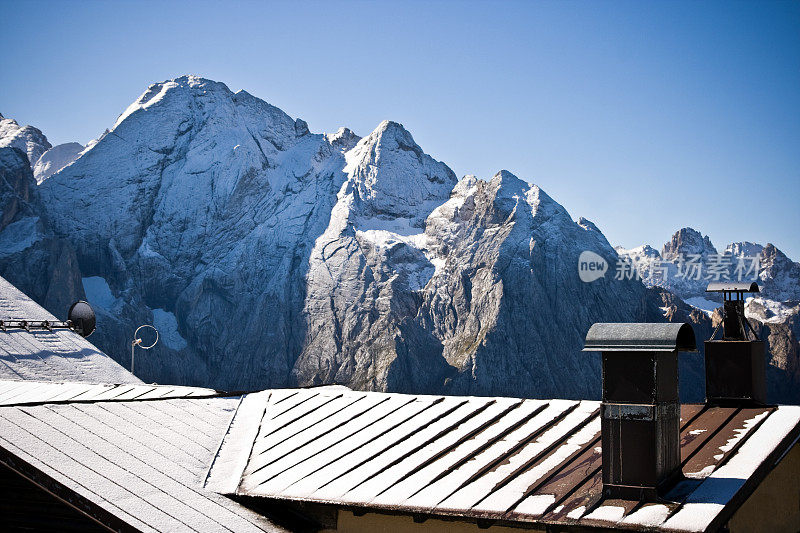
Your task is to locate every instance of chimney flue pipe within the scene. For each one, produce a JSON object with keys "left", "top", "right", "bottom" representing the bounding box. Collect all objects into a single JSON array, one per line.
[{"left": 584, "top": 322, "right": 697, "bottom": 500}]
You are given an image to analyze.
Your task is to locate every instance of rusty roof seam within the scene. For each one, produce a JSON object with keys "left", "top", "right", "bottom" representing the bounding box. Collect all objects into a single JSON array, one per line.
[
  {"left": 250, "top": 395, "right": 403, "bottom": 476},
  {"left": 546, "top": 464, "right": 602, "bottom": 522},
  {"left": 271, "top": 390, "right": 299, "bottom": 405},
  {"left": 508, "top": 433, "right": 602, "bottom": 519},
  {"left": 260, "top": 395, "right": 367, "bottom": 453},
  {"left": 470, "top": 405, "right": 601, "bottom": 514},
  {"left": 256, "top": 394, "right": 389, "bottom": 457},
  {"left": 406, "top": 401, "right": 552, "bottom": 499},
  {"left": 270, "top": 391, "right": 322, "bottom": 419},
  {"left": 344, "top": 399, "right": 497, "bottom": 497},
  {"left": 434, "top": 401, "right": 583, "bottom": 507},
  {"left": 258, "top": 388, "right": 352, "bottom": 442},
  {"left": 678, "top": 407, "right": 742, "bottom": 471},
  {"left": 310, "top": 398, "right": 470, "bottom": 495},
  {"left": 371, "top": 399, "right": 527, "bottom": 501}
]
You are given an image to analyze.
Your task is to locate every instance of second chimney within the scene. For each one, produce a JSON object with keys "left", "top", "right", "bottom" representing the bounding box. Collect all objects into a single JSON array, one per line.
[
  {"left": 584, "top": 322, "right": 697, "bottom": 500},
  {"left": 705, "top": 282, "right": 766, "bottom": 406}
]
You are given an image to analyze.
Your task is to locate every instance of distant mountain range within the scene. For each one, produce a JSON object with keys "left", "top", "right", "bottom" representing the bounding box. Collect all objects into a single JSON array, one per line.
[{"left": 1, "top": 76, "right": 797, "bottom": 402}]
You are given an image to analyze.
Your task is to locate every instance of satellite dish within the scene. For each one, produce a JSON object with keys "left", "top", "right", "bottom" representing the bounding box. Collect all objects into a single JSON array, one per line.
[{"left": 68, "top": 301, "right": 96, "bottom": 337}]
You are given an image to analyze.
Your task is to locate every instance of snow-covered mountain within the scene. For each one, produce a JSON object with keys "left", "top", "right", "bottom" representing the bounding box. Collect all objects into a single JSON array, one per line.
[
  {"left": 0, "top": 113, "right": 51, "bottom": 168},
  {"left": 8, "top": 75, "right": 798, "bottom": 402},
  {"left": 0, "top": 147, "right": 83, "bottom": 314},
  {"left": 0, "top": 112, "right": 85, "bottom": 183},
  {"left": 618, "top": 229, "right": 800, "bottom": 402},
  {"left": 33, "top": 141, "right": 84, "bottom": 183}
]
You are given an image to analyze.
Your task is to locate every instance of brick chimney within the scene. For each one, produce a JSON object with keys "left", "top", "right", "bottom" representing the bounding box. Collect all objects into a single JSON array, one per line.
[{"left": 584, "top": 322, "right": 697, "bottom": 500}]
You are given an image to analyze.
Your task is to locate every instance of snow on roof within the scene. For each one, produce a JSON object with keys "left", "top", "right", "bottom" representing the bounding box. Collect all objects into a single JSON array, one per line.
[
  {"left": 0, "top": 275, "right": 138, "bottom": 383},
  {"left": 0, "top": 379, "right": 218, "bottom": 406},
  {"left": 0, "top": 394, "right": 287, "bottom": 532},
  {"left": 206, "top": 387, "right": 800, "bottom": 533}
]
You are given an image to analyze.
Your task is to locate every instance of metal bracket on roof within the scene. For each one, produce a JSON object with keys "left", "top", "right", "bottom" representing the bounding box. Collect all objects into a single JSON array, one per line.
[
  {"left": 0, "top": 301, "right": 96, "bottom": 338},
  {"left": 0, "top": 319, "right": 70, "bottom": 332}
]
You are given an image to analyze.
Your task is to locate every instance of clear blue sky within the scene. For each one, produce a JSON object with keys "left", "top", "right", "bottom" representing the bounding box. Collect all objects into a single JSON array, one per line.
[{"left": 2, "top": 0, "right": 798, "bottom": 259}]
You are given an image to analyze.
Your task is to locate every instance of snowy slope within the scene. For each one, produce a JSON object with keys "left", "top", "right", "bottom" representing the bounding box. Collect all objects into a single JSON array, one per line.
[
  {"left": 33, "top": 142, "right": 84, "bottom": 183},
  {"left": 0, "top": 113, "right": 51, "bottom": 167},
  {"left": 618, "top": 230, "right": 800, "bottom": 402},
  {"left": 0, "top": 147, "right": 84, "bottom": 315},
  {"left": 0, "top": 75, "right": 748, "bottom": 401}
]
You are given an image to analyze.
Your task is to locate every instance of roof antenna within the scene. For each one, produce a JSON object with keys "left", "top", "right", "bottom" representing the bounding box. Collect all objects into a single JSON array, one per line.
[{"left": 131, "top": 324, "right": 158, "bottom": 375}]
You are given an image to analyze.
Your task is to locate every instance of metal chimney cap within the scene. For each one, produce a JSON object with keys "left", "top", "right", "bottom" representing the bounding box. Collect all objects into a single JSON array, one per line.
[
  {"left": 706, "top": 281, "right": 759, "bottom": 293},
  {"left": 583, "top": 322, "right": 697, "bottom": 352}
]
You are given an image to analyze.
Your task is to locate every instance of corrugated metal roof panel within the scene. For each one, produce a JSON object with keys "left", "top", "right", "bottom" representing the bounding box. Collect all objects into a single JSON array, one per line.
[
  {"left": 0, "top": 379, "right": 219, "bottom": 406},
  {"left": 0, "top": 276, "right": 139, "bottom": 384},
  {"left": 207, "top": 388, "right": 800, "bottom": 532},
  {"left": 0, "top": 397, "right": 287, "bottom": 532}
]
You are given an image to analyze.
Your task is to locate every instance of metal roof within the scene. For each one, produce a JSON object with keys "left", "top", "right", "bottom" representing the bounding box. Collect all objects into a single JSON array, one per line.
[
  {"left": 583, "top": 322, "right": 698, "bottom": 352},
  {"left": 0, "top": 379, "right": 219, "bottom": 406},
  {"left": 0, "top": 276, "right": 139, "bottom": 384},
  {"left": 206, "top": 387, "right": 800, "bottom": 533},
  {"left": 0, "top": 394, "right": 287, "bottom": 533},
  {"left": 706, "top": 282, "right": 760, "bottom": 293}
]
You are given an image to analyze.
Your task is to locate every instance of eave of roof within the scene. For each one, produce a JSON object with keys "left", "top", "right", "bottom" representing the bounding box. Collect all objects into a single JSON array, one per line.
[
  {"left": 205, "top": 388, "right": 800, "bottom": 533},
  {"left": 0, "top": 379, "right": 220, "bottom": 406},
  {"left": 0, "top": 393, "right": 289, "bottom": 533}
]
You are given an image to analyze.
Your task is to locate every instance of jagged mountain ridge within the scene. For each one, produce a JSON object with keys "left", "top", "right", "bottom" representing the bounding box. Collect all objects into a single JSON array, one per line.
[
  {"left": 618, "top": 228, "right": 800, "bottom": 402},
  {"left": 0, "top": 113, "right": 52, "bottom": 169},
  {"left": 0, "top": 112, "right": 85, "bottom": 183},
  {"left": 0, "top": 75, "right": 756, "bottom": 401}
]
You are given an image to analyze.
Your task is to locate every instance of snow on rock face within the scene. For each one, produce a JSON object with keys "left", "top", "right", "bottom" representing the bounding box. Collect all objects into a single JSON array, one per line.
[
  {"left": 3, "top": 76, "right": 710, "bottom": 398},
  {"left": 417, "top": 170, "right": 671, "bottom": 398},
  {"left": 294, "top": 120, "right": 456, "bottom": 393},
  {"left": 82, "top": 276, "right": 122, "bottom": 311},
  {"left": 33, "top": 142, "right": 84, "bottom": 183},
  {"left": 0, "top": 147, "right": 83, "bottom": 316},
  {"left": 0, "top": 113, "right": 52, "bottom": 167},
  {"left": 342, "top": 120, "right": 457, "bottom": 228},
  {"left": 38, "top": 75, "right": 351, "bottom": 388},
  {"left": 661, "top": 227, "right": 717, "bottom": 261},
  {"left": 619, "top": 228, "right": 800, "bottom": 403},
  {"left": 151, "top": 308, "right": 188, "bottom": 351}
]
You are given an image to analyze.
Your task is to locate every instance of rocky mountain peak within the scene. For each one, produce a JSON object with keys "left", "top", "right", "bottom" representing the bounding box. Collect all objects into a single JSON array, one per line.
[
  {"left": 577, "top": 217, "right": 602, "bottom": 233},
  {"left": 342, "top": 120, "right": 457, "bottom": 225},
  {"left": 661, "top": 227, "right": 717, "bottom": 260},
  {"left": 725, "top": 241, "right": 764, "bottom": 258},
  {"left": 325, "top": 127, "right": 360, "bottom": 151},
  {"left": 0, "top": 114, "right": 52, "bottom": 167}
]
